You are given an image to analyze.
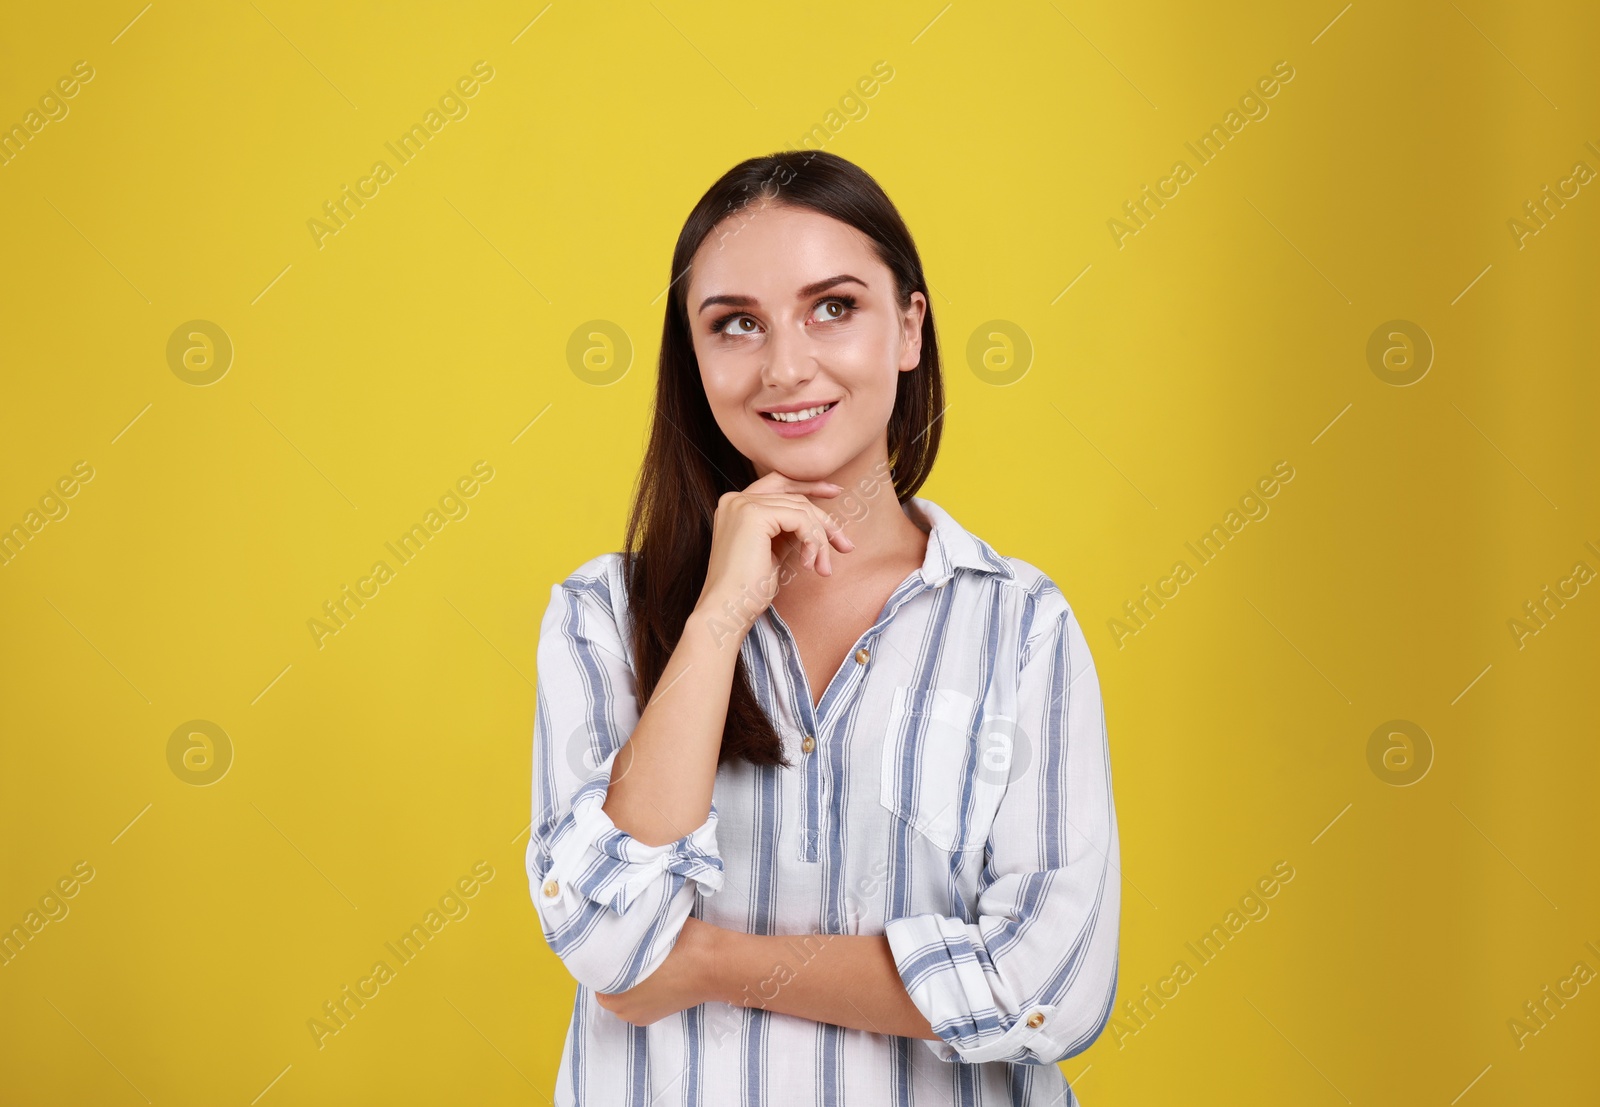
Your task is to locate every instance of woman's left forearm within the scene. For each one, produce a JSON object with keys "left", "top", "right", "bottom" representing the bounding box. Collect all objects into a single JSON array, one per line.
[{"left": 697, "top": 922, "right": 940, "bottom": 1041}]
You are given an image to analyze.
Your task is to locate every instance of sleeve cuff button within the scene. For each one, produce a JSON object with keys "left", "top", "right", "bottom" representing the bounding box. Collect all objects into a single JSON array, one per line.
[
  {"left": 542, "top": 879, "right": 560, "bottom": 898},
  {"left": 1026, "top": 1011, "right": 1046, "bottom": 1028}
]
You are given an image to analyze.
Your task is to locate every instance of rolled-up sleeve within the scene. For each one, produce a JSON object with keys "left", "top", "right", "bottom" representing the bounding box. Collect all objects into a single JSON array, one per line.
[
  {"left": 525, "top": 556, "right": 726, "bottom": 995},
  {"left": 884, "top": 591, "right": 1121, "bottom": 1065}
]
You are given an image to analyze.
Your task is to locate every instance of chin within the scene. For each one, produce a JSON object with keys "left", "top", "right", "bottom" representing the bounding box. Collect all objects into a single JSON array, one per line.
[
  {"left": 744, "top": 447, "right": 844, "bottom": 482},
  {"left": 760, "top": 460, "right": 837, "bottom": 482}
]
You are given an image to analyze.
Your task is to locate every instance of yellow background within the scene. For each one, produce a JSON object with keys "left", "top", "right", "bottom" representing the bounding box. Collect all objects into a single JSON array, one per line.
[{"left": 2, "top": 1, "right": 1595, "bottom": 1103}]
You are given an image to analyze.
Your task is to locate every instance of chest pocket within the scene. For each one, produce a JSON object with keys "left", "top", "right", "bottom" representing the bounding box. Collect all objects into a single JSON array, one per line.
[{"left": 879, "top": 684, "right": 1005, "bottom": 853}]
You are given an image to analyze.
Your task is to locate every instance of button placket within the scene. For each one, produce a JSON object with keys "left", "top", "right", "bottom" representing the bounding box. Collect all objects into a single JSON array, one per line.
[
  {"left": 806, "top": 637, "right": 877, "bottom": 864},
  {"left": 797, "top": 728, "right": 816, "bottom": 862},
  {"left": 799, "top": 722, "right": 823, "bottom": 862},
  {"left": 764, "top": 587, "right": 917, "bottom": 864},
  {"left": 762, "top": 607, "right": 826, "bottom": 863}
]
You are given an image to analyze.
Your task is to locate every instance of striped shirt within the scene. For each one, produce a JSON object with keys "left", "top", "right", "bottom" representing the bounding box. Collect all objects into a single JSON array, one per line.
[{"left": 526, "top": 495, "right": 1120, "bottom": 1105}]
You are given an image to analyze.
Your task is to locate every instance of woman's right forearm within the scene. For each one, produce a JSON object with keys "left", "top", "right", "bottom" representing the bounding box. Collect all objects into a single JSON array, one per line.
[{"left": 599, "top": 596, "right": 748, "bottom": 847}]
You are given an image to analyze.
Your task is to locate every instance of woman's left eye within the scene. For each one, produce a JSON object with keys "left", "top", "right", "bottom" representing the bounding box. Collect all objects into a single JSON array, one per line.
[{"left": 808, "top": 296, "right": 856, "bottom": 324}]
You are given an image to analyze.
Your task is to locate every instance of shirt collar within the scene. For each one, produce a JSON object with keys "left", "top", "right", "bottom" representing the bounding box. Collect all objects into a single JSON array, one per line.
[{"left": 903, "top": 496, "right": 1014, "bottom": 587}]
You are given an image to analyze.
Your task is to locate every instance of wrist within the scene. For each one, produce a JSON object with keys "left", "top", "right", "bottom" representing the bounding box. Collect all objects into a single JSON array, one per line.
[
  {"left": 689, "top": 593, "right": 763, "bottom": 653},
  {"left": 684, "top": 917, "right": 738, "bottom": 1006}
]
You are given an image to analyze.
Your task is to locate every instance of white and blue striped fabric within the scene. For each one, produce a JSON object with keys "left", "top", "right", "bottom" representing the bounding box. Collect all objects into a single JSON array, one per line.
[{"left": 526, "top": 496, "right": 1121, "bottom": 1105}]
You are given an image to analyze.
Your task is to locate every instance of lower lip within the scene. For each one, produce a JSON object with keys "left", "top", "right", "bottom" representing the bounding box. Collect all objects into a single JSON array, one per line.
[{"left": 761, "top": 402, "right": 839, "bottom": 439}]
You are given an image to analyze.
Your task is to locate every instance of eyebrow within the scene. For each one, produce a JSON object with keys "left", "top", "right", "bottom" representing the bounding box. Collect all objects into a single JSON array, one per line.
[{"left": 696, "top": 273, "right": 868, "bottom": 316}]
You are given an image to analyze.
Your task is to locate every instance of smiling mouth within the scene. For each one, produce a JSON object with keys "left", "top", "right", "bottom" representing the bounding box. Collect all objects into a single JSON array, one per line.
[{"left": 761, "top": 401, "right": 838, "bottom": 423}]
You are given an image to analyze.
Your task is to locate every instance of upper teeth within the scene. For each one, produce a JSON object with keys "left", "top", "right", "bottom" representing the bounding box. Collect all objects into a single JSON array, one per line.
[{"left": 769, "top": 403, "right": 833, "bottom": 423}]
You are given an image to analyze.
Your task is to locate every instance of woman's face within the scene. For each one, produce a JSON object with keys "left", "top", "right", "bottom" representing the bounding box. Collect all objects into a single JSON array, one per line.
[{"left": 685, "top": 200, "right": 926, "bottom": 484}]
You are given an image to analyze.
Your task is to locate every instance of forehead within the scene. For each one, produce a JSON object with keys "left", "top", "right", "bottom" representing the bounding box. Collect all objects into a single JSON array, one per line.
[{"left": 687, "top": 202, "right": 881, "bottom": 302}]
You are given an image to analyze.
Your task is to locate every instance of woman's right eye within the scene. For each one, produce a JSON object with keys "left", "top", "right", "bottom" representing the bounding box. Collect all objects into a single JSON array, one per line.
[{"left": 713, "top": 314, "right": 760, "bottom": 336}]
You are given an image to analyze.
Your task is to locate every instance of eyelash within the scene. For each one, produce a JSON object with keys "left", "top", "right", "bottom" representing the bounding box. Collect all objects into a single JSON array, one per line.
[{"left": 710, "top": 294, "right": 859, "bottom": 336}]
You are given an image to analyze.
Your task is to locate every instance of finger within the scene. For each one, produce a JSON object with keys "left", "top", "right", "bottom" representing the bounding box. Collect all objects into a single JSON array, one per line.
[
  {"left": 765, "top": 504, "right": 818, "bottom": 543},
  {"left": 770, "top": 517, "right": 809, "bottom": 572},
  {"left": 806, "top": 521, "right": 832, "bottom": 577},
  {"left": 806, "top": 503, "right": 854, "bottom": 552},
  {"left": 792, "top": 518, "right": 825, "bottom": 575},
  {"left": 746, "top": 471, "right": 844, "bottom": 498},
  {"left": 810, "top": 517, "right": 834, "bottom": 575},
  {"left": 765, "top": 506, "right": 841, "bottom": 576},
  {"left": 742, "top": 490, "right": 845, "bottom": 519},
  {"left": 750, "top": 470, "right": 843, "bottom": 496},
  {"left": 743, "top": 491, "right": 855, "bottom": 552},
  {"left": 757, "top": 495, "right": 853, "bottom": 552}
]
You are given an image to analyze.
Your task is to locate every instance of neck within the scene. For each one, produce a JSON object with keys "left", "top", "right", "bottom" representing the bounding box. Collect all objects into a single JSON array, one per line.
[{"left": 786, "top": 451, "right": 927, "bottom": 589}]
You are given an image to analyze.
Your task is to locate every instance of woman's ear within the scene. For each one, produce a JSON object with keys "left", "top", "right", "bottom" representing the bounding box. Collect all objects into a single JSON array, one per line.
[{"left": 898, "top": 290, "right": 927, "bottom": 372}]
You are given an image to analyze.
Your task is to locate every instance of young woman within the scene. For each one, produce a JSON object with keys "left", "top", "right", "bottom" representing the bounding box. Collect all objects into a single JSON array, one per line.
[{"left": 527, "top": 150, "right": 1120, "bottom": 1104}]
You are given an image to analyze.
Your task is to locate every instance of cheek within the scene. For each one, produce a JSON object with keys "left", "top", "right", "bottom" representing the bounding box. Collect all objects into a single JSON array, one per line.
[
  {"left": 698, "top": 357, "right": 751, "bottom": 413},
  {"left": 692, "top": 343, "right": 729, "bottom": 392},
  {"left": 696, "top": 359, "right": 761, "bottom": 443},
  {"left": 835, "top": 339, "right": 901, "bottom": 408}
]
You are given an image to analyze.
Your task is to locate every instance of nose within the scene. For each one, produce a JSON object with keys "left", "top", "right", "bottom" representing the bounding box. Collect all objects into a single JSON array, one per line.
[{"left": 760, "top": 318, "right": 814, "bottom": 391}]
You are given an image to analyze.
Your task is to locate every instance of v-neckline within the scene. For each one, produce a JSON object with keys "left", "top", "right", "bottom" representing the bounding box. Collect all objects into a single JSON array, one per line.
[{"left": 764, "top": 564, "right": 926, "bottom": 722}]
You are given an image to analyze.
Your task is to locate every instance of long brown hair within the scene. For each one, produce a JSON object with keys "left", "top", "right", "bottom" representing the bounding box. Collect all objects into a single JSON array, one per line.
[{"left": 623, "top": 149, "right": 944, "bottom": 768}]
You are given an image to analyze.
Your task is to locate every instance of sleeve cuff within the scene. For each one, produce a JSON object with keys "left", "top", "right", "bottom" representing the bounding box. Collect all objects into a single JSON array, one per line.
[
  {"left": 885, "top": 913, "right": 1063, "bottom": 1065},
  {"left": 541, "top": 751, "right": 725, "bottom": 917}
]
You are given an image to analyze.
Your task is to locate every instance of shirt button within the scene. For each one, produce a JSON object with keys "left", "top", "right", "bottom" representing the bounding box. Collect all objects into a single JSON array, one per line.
[
  {"left": 542, "top": 879, "right": 560, "bottom": 898},
  {"left": 1026, "top": 1011, "right": 1046, "bottom": 1029},
  {"left": 855, "top": 647, "right": 871, "bottom": 664},
  {"left": 801, "top": 735, "right": 815, "bottom": 754}
]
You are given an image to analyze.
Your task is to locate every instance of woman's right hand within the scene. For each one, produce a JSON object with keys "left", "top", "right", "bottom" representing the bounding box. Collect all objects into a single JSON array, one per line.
[{"left": 696, "top": 471, "right": 856, "bottom": 624}]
